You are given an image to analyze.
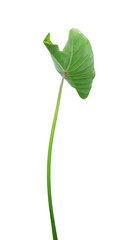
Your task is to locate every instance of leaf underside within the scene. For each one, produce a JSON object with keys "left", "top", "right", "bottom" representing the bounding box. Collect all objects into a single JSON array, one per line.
[{"left": 43, "top": 28, "right": 95, "bottom": 99}]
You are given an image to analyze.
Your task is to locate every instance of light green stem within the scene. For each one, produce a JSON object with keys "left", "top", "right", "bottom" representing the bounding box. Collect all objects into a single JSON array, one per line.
[{"left": 47, "top": 73, "right": 66, "bottom": 240}]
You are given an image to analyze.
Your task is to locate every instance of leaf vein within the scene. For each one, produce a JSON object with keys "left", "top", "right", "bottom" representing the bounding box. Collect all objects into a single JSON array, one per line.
[{"left": 68, "top": 55, "right": 89, "bottom": 73}]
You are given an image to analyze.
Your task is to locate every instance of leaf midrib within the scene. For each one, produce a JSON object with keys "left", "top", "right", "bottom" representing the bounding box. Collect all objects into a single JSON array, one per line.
[{"left": 66, "top": 39, "right": 73, "bottom": 72}]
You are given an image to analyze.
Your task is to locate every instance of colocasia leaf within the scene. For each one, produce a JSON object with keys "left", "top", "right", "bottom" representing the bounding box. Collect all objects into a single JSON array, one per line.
[{"left": 43, "top": 28, "right": 95, "bottom": 99}]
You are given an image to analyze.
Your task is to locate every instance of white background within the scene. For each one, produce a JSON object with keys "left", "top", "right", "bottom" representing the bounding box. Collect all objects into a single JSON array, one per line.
[{"left": 0, "top": 0, "right": 133, "bottom": 239}]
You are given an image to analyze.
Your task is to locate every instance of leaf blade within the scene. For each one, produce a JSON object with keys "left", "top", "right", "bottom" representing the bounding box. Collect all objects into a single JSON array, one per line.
[{"left": 43, "top": 28, "right": 95, "bottom": 99}]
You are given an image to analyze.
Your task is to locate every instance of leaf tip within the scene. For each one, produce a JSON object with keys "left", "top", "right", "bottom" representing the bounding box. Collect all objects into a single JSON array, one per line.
[{"left": 43, "top": 33, "right": 52, "bottom": 45}]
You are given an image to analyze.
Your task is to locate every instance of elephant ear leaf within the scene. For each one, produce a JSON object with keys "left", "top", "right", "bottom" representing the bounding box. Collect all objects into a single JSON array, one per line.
[{"left": 43, "top": 28, "right": 95, "bottom": 99}]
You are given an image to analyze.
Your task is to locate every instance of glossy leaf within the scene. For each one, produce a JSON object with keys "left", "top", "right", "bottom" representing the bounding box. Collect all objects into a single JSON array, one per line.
[{"left": 43, "top": 28, "right": 95, "bottom": 99}]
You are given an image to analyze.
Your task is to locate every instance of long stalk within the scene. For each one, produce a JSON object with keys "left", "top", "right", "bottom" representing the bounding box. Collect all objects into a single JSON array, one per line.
[{"left": 47, "top": 72, "right": 66, "bottom": 240}]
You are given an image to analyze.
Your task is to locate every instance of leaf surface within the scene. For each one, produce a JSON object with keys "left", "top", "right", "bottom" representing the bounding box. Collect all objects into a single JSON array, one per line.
[{"left": 43, "top": 28, "right": 95, "bottom": 99}]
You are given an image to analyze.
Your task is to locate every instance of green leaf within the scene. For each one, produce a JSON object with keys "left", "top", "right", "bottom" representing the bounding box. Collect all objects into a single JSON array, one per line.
[{"left": 43, "top": 28, "right": 95, "bottom": 99}]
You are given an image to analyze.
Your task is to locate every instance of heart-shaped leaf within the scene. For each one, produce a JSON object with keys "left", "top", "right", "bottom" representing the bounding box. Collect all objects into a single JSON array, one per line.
[{"left": 43, "top": 28, "right": 95, "bottom": 99}]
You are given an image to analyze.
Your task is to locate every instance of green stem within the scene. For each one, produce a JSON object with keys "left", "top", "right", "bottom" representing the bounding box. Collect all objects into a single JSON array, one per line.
[{"left": 47, "top": 72, "right": 66, "bottom": 240}]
